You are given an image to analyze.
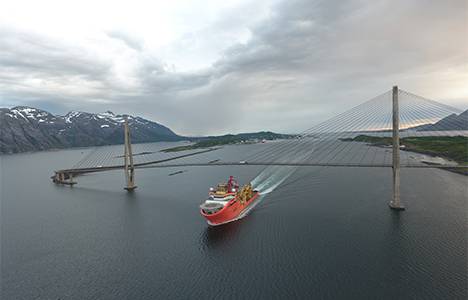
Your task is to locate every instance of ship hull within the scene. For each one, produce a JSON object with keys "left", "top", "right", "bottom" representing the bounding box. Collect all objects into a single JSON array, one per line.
[{"left": 200, "top": 191, "right": 260, "bottom": 226}]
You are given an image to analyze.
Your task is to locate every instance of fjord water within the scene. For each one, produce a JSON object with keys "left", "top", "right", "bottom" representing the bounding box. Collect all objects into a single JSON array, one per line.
[{"left": 1, "top": 144, "right": 467, "bottom": 299}]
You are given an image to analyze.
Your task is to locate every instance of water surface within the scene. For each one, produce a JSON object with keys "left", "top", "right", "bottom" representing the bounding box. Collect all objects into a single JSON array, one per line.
[{"left": 1, "top": 143, "right": 467, "bottom": 299}]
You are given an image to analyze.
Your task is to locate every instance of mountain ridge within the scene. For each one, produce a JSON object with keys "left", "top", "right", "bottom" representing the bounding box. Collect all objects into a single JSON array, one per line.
[
  {"left": 0, "top": 106, "right": 182, "bottom": 154},
  {"left": 412, "top": 109, "right": 468, "bottom": 131}
]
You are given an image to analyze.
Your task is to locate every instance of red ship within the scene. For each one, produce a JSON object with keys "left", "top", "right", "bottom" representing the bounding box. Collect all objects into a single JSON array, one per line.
[{"left": 200, "top": 176, "right": 260, "bottom": 225}]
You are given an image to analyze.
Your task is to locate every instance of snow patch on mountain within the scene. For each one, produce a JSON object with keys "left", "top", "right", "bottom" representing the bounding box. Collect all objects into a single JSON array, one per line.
[{"left": 1, "top": 106, "right": 182, "bottom": 154}]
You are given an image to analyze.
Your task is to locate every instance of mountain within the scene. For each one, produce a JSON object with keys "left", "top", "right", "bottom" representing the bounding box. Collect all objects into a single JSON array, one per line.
[
  {"left": 413, "top": 109, "right": 468, "bottom": 131},
  {"left": 0, "top": 106, "right": 182, "bottom": 154}
]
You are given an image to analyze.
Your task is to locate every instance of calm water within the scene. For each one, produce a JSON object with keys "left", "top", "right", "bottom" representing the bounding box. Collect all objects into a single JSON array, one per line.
[{"left": 1, "top": 143, "right": 467, "bottom": 299}]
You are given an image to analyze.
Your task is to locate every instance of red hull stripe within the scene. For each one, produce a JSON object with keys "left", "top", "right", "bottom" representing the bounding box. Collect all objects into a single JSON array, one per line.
[{"left": 200, "top": 192, "right": 260, "bottom": 225}]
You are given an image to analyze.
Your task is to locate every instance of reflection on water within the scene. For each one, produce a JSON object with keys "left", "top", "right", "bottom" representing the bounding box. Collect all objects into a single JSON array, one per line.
[{"left": 200, "top": 221, "right": 244, "bottom": 251}]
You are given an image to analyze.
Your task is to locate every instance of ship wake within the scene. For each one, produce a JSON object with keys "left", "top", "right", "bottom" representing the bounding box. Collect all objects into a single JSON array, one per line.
[
  {"left": 225, "top": 153, "right": 312, "bottom": 222},
  {"left": 252, "top": 165, "right": 298, "bottom": 194},
  {"left": 252, "top": 151, "right": 310, "bottom": 194}
]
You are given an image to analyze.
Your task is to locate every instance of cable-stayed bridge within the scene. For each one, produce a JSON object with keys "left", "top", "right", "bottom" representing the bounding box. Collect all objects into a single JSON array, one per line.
[{"left": 52, "top": 86, "right": 467, "bottom": 210}]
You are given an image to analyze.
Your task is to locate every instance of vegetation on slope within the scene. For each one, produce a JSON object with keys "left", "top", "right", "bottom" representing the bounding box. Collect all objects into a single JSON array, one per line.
[
  {"left": 342, "top": 135, "right": 467, "bottom": 164},
  {"left": 342, "top": 135, "right": 468, "bottom": 176}
]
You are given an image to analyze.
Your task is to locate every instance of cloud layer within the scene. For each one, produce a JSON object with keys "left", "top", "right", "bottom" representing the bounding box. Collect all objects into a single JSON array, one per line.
[{"left": 0, "top": 0, "right": 466, "bottom": 135}]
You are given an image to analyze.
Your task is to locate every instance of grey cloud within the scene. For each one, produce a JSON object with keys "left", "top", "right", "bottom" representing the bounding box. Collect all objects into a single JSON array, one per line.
[
  {"left": 135, "top": 54, "right": 213, "bottom": 93},
  {"left": 0, "top": 28, "right": 111, "bottom": 81},
  {"left": 107, "top": 30, "right": 143, "bottom": 51},
  {"left": 201, "top": 0, "right": 467, "bottom": 130},
  {"left": 0, "top": 0, "right": 466, "bottom": 135},
  {"left": 217, "top": 0, "right": 465, "bottom": 78}
]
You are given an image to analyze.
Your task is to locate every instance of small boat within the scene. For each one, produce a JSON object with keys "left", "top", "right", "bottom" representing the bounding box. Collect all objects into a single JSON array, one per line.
[{"left": 200, "top": 176, "right": 260, "bottom": 226}]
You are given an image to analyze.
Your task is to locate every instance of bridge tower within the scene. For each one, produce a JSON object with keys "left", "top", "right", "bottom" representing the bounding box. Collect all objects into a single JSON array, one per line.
[
  {"left": 123, "top": 117, "right": 137, "bottom": 191},
  {"left": 389, "top": 86, "right": 404, "bottom": 210}
]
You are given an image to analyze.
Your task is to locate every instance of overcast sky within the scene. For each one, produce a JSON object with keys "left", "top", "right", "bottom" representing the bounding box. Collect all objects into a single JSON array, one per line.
[{"left": 0, "top": 0, "right": 466, "bottom": 135}]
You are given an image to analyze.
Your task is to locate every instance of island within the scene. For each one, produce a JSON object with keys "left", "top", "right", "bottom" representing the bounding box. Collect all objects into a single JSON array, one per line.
[{"left": 161, "top": 131, "right": 296, "bottom": 153}]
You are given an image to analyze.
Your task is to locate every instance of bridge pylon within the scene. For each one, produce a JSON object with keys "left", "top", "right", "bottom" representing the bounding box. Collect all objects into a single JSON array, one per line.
[
  {"left": 123, "top": 117, "right": 137, "bottom": 191},
  {"left": 389, "top": 86, "right": 404, "bottom": 211}
]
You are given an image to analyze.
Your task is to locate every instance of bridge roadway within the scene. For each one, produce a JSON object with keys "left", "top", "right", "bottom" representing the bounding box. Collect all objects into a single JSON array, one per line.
[
  {"left": 54, "top": 148, "right": 218, "bottom": 176},
  {"left": 56, "top": 158, "right": 464, "bottom": 176}
]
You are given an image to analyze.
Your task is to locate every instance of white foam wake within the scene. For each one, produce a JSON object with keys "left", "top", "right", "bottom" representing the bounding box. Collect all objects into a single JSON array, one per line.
[
  {"left": 251, "top": 151, "right": 310, "bottom": 194},
  {"left": 252, "top": 165, "right": 298, "bottom": 194}
]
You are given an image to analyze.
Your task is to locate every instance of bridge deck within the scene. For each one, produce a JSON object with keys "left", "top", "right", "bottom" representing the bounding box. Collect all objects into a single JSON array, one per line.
[{"left": 56, "top": 160, "right": 466, "bottom": 176}]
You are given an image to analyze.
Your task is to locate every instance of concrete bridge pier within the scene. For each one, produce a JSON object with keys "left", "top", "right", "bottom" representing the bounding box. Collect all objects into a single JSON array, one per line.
[{"left": 53, "top": 171, "right": 77, "bottom": 186}]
